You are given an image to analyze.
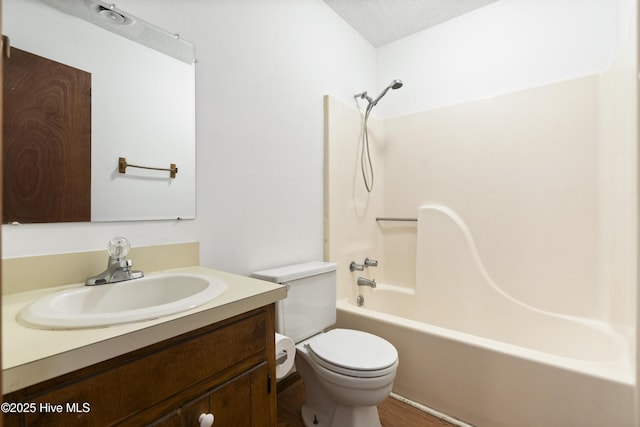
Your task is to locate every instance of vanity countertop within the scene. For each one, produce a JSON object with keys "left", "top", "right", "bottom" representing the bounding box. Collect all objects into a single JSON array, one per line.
[{"left": 3, "top": 266, "right": 286, "bottom": 394}]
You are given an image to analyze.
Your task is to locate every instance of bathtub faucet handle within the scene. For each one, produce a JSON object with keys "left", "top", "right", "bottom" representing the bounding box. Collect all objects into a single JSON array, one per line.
[
  {"left": 364, "top": 258, "right": 378, "bottom": 267},
  {"left": 350, "top": 261, "right": 365, "bottom": 272}
]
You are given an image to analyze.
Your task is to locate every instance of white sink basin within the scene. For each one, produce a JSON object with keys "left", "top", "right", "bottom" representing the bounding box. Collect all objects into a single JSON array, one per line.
[{"left": 18, "top": 274, "right": 227, "bottom": 329}]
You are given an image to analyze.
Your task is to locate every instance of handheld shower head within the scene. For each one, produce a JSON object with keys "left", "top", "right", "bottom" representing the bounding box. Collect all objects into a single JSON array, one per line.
[
  {"left": 370, "top": 79, "right": 403, "bottom": 108},
  {"left": 390, "top": 79, "right": 403, "bottom": 90},
  {"left": 355, "top": 78, "right": 403, "bottom": 193}
]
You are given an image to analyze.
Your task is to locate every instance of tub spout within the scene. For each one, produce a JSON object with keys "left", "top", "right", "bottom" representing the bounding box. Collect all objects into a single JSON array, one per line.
[{"left": 357, "top": 277, "right": 376, "bottom": 288}]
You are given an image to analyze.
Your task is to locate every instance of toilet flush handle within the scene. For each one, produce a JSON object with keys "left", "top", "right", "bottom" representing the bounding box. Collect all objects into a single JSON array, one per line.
[{"left": 199, "top": 413, "right": 214, "bottom": 427}]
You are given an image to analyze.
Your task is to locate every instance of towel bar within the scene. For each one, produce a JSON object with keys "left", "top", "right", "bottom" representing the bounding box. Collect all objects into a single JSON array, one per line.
[{"left": 118, "top": 157, "right": 178, "bottom": 178}]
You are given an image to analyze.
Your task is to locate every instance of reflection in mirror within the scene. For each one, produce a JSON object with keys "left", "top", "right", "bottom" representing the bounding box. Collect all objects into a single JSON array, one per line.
[
  {"left": 3, "top": 0, "right": 197, "bottom": 222},
  {"left": 4, "top": 48, "right": 92, "bottom": 224}
]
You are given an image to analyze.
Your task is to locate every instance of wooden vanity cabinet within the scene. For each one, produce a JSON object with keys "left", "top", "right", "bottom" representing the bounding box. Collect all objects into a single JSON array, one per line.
[{"left": 3, "top": 305, "right": 277, "bottom": 427}]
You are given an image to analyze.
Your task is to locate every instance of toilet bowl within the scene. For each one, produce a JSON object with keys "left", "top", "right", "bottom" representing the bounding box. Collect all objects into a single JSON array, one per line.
[
  {"left": 295, "top": 328, "right": 398, "bottom": 427},
  {"left": 252, "top": 262, "right": 399, "bottom": 427}
]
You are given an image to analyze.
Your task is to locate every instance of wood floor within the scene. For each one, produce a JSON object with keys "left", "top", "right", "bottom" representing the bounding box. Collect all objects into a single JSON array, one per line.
[{"left": 277, "top": 377, "right": 456, "bottom": 427}]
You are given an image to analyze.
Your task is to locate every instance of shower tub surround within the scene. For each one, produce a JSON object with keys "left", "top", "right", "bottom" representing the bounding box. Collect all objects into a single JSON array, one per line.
[
  {"left": 335, "top": 206, "right": 634, "bottom": 426},
  {"left": 324, "top": 71, "right": 636, "bottom": 425}
]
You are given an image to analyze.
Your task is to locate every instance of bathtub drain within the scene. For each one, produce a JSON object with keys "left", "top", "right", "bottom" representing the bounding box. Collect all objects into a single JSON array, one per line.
[{"left": 357, "top": 295, "right": 364, "bottom": 307}]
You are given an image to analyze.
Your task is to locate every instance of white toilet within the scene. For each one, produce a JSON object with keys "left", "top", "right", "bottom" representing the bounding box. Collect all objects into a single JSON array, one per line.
[{"left": 253, "top": 261, "right": 398, "bottom": 427}]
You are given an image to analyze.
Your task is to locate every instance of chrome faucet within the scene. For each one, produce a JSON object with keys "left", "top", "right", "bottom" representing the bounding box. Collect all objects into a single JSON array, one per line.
[
  {"left": 350, "top": 258, "right": 379, "bottom": 271},
  {"left": 364, "top": 258, "right": 378, "bottom": 267},
  {"left": 357, "top": 276, "right": 376, "bottom": 288},
  {"left": 350, "top": 261, "right": 365, "bottom": 272},
  {"left": 85, "top": 237, "right": 144, "bottom": 286}
]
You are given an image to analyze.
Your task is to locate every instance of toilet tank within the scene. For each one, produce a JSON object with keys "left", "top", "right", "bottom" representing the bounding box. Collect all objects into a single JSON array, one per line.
[{"left": 253, "top": 261, "right": 337, "bottom": 343}]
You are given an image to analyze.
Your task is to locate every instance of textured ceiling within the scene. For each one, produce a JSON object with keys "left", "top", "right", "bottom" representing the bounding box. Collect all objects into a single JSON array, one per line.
[{"left": 322, "top": 0, "right": 499, "bottom": 47}]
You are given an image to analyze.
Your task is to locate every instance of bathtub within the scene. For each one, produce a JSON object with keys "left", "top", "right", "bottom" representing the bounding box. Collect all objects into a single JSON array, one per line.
[
  {"left": 336, "top": 284, "right": 634, "bottom": 427},
  {"left": 334, "top": 204, "right": 635, "bottom": 425}
]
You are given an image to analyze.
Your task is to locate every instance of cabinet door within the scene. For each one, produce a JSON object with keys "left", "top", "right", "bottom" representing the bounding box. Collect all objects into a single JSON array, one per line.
[
  {"left": 147, "top": 394, "right": 209, "bottom": 427},
  {"left": 149, "top": 362, "right": 271, "bottom": 427},
  {"left": 248, "top": 363, "right": 273, "bottom": 427},
  {"left": 207, "top": 370, "right": 252, "bottom": 427},
  {"left": 207, "top": 362, "right": 271, "bottom": 427}
]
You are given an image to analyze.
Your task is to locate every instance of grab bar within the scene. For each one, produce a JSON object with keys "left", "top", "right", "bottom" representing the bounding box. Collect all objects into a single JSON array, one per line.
[{"left": 376, "top": 217, "right": 417, "bottom": 222}]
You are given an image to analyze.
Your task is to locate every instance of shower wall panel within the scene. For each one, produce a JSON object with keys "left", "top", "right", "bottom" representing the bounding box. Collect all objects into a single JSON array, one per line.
[{"left": 382, "top": 75, "right": 616, "bottom": 322}]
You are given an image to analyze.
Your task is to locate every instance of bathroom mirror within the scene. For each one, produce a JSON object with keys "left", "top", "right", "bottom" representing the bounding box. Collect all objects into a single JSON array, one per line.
[{"left": 3, "top": 0, "right": 196, "bottom": 222}]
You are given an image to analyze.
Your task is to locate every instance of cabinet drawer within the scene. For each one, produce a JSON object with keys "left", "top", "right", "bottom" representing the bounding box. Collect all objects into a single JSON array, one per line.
[{"left": 16, "top": 309, "right": 268, "bottom": 427}]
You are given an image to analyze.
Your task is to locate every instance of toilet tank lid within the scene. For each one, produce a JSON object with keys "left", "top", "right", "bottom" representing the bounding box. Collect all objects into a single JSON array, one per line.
[{"left": 252, "top": 261, "right": 337, "bottom": 283}]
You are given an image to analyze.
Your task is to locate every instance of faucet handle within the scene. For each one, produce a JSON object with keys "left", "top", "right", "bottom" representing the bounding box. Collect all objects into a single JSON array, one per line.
[
  {"left": 364, "top": 258, "right": 378, "bottom": 267},
  {"left": 108, "top": 236, "right": 131, "bottom": 259},
  {"left": 349, "top": 261, "right": 365, "bottom": 272}
]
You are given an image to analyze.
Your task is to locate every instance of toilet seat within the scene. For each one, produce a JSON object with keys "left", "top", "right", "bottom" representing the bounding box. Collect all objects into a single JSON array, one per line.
[{"left": 306, "top": 329, "right": 398, "bottom": 378}]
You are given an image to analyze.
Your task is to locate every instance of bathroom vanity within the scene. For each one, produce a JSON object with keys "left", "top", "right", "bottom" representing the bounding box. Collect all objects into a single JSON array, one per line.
[{"left": 2, "top": 266, "right": 286, "bottom": 426}]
